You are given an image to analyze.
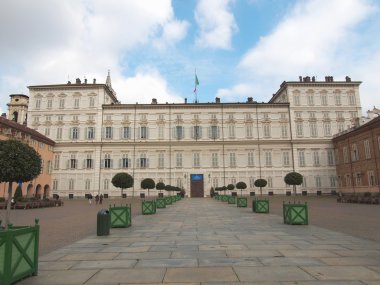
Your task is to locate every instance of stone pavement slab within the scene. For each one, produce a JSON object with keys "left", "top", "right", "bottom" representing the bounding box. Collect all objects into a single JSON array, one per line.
[{"left": 18, "top": 198, "right": 380, "bottom": 284}]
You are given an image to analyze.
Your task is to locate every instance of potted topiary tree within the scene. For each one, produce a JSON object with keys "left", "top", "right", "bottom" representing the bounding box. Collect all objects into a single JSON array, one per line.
[
  {"left": 141, "top": 178, "right": 155, "bottom": 197},
  {"left": 252, "top": 179, "right": 269, "bottom": 213},
  {"left": 283, "top": 172, "right": 308, "bottom": 225},
  {"left": 155, "top": 182, "right": 166, "bottom": 208},
  {"left": 111, "top": 172, "right": 134, "bottom": 198},
  {"left": 0, "top": 139, "right": 42, "bottom": 284},
  {"left": 156, "top": 182, "right": 165, "bottom": 197},
  {"left": 236, "top": 181, "right": 247, "bottom": 196},
  {"left": 164, "top": 184, "right": 173, "bottom": 205},
  {"left": 254, "top": 178, "right": 267, "bottom": 196}
]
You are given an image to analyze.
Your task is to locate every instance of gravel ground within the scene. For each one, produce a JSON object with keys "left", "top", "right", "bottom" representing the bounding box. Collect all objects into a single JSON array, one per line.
[{"left": 1, "top": 195, "right": 379, "bottom": 256}]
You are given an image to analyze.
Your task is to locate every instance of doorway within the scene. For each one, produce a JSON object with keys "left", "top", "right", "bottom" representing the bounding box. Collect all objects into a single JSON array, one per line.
[{"left": 190, "top": 174, "right": 204, "bottom": 197}]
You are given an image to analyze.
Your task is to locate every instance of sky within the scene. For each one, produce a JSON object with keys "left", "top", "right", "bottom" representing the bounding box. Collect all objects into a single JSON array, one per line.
[{"left": 0, "top": 0, "right": 379, "bottom": 116}]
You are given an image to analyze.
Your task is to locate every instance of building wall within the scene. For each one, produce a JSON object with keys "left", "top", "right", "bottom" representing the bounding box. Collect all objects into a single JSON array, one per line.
[
  {"left": 0, "top": 117, "right": 54, "bottom": 198},
  {"left": 26, "top": 77, "right": 363, "bottom": 197},
  {"left": 333, "top": 116, "right": 380, "bottom": 193}
]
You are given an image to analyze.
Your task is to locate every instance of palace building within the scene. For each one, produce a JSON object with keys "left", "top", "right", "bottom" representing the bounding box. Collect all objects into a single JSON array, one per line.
[{"left": 25, "top": 74, "right": 362, "bottom": 197}]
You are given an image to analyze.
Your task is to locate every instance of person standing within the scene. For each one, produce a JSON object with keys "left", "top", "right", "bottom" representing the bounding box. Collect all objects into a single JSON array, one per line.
[
  {"left": 88, "top": 193, "right": 92, "bottom": 205},
  {"left": 95, "top": 194, "right": 99, "bottom": 205},
  {"left": 99, "top": 194, "right": 103, "bottom": 205}
]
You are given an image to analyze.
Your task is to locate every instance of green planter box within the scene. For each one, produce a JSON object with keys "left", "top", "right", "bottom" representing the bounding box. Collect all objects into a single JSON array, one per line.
[
  {"left": 252, "top": 199, "right": 269, "bottom": 213},
  {"left": 171, "top": 196, "right": 177, "bottom": 203},
  {"left": 221, "top": 195, "right": 229, "bottom": 202},
  {"left": 283, "top": 202, "right": 308, "bottom": 225},
  {"left": 156, "top": 198, "right": 166, "bottom": 209},
  {"left": 228, "top": 196, "right": 236, "bottom": 204},
  {"left": 0, "top": 220, "right": 40, "bottom": 285},
  {"left": 237, "top": 197, "right": 248, "bottom": 207},
  {"left": 109, "top": 205, "right": 131, "bottom": 228},
  {"left": 142, "top": 200, "right": 156, "bottom": 215},
  {"left": 164, "top": 196, "right": 172, "bottom": 205}
]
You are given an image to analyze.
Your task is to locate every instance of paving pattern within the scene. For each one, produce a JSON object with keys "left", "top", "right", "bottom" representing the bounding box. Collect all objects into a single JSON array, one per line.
[{"left": 18, "top": 198, "right": 380, "bottom": 284}]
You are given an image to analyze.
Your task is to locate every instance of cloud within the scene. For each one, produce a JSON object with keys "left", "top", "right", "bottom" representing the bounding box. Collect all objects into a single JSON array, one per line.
[
  {"left": 0, "top": 0, "right": 185, "bottom": 109},
  {"left": 219, "top": 0, "right": 379, "bottom": 112},
  {"left": 195, "top": 0, "right": 238, "bottom": 49},
  {"left": 153, "top": 20, "right": 189, "bottom": 50},
  {"left": 116, "top": 68, "right": 183, "bottom": 104},
  {"left": 216, "top": 84, "right": 255, "bottom": 102}
]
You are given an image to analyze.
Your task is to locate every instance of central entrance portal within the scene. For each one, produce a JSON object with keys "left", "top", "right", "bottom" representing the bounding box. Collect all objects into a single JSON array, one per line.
[{"left": 190, "top": 174, "right": 204, "bottom": 198}]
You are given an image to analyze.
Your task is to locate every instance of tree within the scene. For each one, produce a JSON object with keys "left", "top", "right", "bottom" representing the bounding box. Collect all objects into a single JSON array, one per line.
[
  {"left": 111, "top": 172, "right": 134, "bottom": 197},
  {"left": 227, "top": 184, "right": 235, "bottom": 195},
  {"left": 254, "top": 179, "right": 267, "bottom": 196},
  {"left": 141, "top": 178, "right": 155, "bottom": 197},
  {"left": 236, "top": 181, "right": 247, "bottom": 196},
  {"left": 164, "top": 184, "right": 173, "bottom": 196},
  {"left": 284, "top": 172, "right": 303, "bottom": 196},
  {"left": 0, "top": 139, "right": 42, "bottom": 228},
  {"left": 14, "top": 185, "right": 23, "bottom": 201},
  {"left": 156, "top": 182, "right": 165, "bottom": 195}
]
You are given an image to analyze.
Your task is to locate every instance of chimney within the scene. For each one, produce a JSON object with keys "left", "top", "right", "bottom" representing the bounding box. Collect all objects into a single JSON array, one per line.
[
  {"left": 151, "top": 98, "right": 157, "bottom": 104},
  {"left": 67, "top": 81, "right": 71, "bottom": 84},
  {"left": 184, "top": 98, "right": 187, "bottom": 104},
  {"left": 345, "top": 76, "right": 351, "bottom": 82},
  {"left": 84, "top": 78, "right": 87, "bottom": 84},
  {"left": 299, "top": 76, "right": 302, "bottom": 82},
  {"left": 75, "top": 78, "right": 81, "bottom": 84},
  {"left": 93, "top": 78, "right": 96, "bottom": 84},
  {"left": 215, "top": 97, "right": 221, "bottom": 103},
  {"left": 312, "top": 76, "right": 315, "bottom": 82},
  {"left": 247, "top": 97, "right": 253, "bottom": 103}
]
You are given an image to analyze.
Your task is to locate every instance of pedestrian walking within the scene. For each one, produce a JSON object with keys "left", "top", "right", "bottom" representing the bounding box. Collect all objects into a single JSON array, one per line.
[
  {"left": 88, "top": 193, "right": 92, "bottom": 205},
  {"left": 95, "top": 194, "right": 99, "bottom": 205},
  {"left": 99, "top": 194, "right": 103, "bottom": 205}
]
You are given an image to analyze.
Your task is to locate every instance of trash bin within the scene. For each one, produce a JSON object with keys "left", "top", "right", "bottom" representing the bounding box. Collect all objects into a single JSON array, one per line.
[{"left": 97, "top": 209, "right": 110, "bottom": 236}]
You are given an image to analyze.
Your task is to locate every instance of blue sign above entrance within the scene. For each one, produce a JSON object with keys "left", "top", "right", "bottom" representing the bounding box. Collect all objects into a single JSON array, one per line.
[{"left": 191, "top": 174, "right": 203, "bottom": 181}]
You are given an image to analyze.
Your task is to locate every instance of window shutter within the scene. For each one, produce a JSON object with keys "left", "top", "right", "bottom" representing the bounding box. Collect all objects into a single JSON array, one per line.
[
  {"left": 83, "top": 159, "right": 86, "bottom": 168},
  {"left": 110, "top": 127, "right": 113, "bottom": 139},
  {"left": 119, "top": 158, "right": 122, "bottom": 168},
  {"left": 120, "top": 127, "right": 123, "bottom": 139},
  {"left": 77, "top": 128, "right": 80, "bottom": 140},
  {"left": 69, "top": 128, "right": 72, "bottom": 139},
  {"left": 101, "top": 159, "right": 104, "bottom": 169},
  {"left": 146, "top": 127, "right": 149, "bottom": 139},
  {"left": 181, "top": 127, "right": 184, "bottom": 139},
  {"left": 110, "top": 159, "right": 113, "bottom": 168},
  {"left": 66, "top": 160, "right": 69, "bottom": 169},
  {"left": 138, "top": 127, "right": 141, "bottom": 139},
  {"left": 217, "top": 126, "right": 220, "bottom": 138},
  {"left": 208, "top": 126, "right": 211, "bottom": 138},
  {"left": 199, "top": 126, "right": 202, "bottom": 138},
  {"left": 75, "top": 159, "right": 78, "bottom": 169},
  {"left": 85, "top": 127, "right": 88, "bottom": 139},
  {"left": 128, "top": 158, "right": 131, "bottom": 168},
  {"left": 136, "top": 158, "right": 140, "bottom": 168},
  {"left": 191, "top": 126, "right": 194, "bottom": 139}
]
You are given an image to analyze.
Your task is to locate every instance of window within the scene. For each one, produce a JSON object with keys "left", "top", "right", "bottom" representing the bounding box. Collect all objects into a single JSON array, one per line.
[
  {"left": 327, "top": 150, "right": 334, "bottom": 166},
  {"left": 336, "top": 111, "right": 343, "bottom": 119},
  {"left": 350, "top": 111, "right": 357, "bottom": 118},
  {"left": 176, "top": 178, "right": 183, "bottom": 188},
  {"left": 104, "top": 179, "right": 109, "bottom": 190},
  {"left": 86, "top": 127, "right": 95, "bottom": 139},
  {"left": 57, "top": 115, "right": 63, "bottom": 122},
  {"left": 315, "top": 176, "right": 322, "bottom": 188},
  {"left": 345, "top": 175, "right": 351, "bottom": 187},
  {"left": 265, "top": 151, "right": 272, "bottom": 167},
  {"left": 85, "top": 179, "right": 91, "bottom": 191},
  {"left": 263, "top": 124, "right": 271, "bottom": 137},
  {"left": 53, "top": 154, "right": 60, "bottom": 169},
  {"left": 295, "top": 112, "right": 302, "bottom": 119},
  {"left": 323, "top": 123, "right": 331, "bottom": 136},
  {"left": 104, "top": 153, "right": 112, "bottom": 169},
  {"left": 368, "top": 170, "right": 376, "bottom": 186},
  {"left": 248, "top": 152, "right": 254, "bottom": 166},
  {"left": 85, "top": 153, "right": 93, "bottom": 169},
  {"left": 348, "top": 93, "right": 356, "bottom": 105},
  {"left": 212, "top": 178, "right": 219, "bottom": 188},
  {"left": 158, "top": 153, "right": 164, "bottom": 168},
  {"left": 309, "top": 112, "right": 316, "bottom": 119},
  {"left": 69, "top": 179, "right": 74, "bottom": 190},
  {"left": 193, "top": 153, "right": 200, "bottom": 167},
  {"left": 174, "top": 126, "right": 184, "bottom": 139},
  {"left": 35, "top": 99, "right": 41, "bottom": 109},
  {"left": 337, "top": 123, "right": 345, "bottom": 132},
  {"left": 281, "top": 124, "right": 288, "bottom": 138},
  {"left": 307, "top": 94, "right": 314, "bottom": 105},
  {"left": 313, "top": 151, "right": 320, "bottom": 166},
  {"left": 323, "top": 112, "right": 329, "bottom": 119},
  {"left": 335, "top": 93, "right": 341, "bottom": 105},
  {"left": 47, "top": 160, "right": 52, "bottom": 174},
  {"left": 246, "top": 124, "right": 253, "bottom": 138},
  {"left": 209, "top": 125, "right": 219, "bottom": 139},
  {"left": 89, "top": 97, "right": 95, "bottom": 107},
  {"left": 193, "top": 126, "right": 202, "bottom": 139},
  {"left": 121, "top": 127, "right": 130, "bottom": 139},
  {"left": 59, "top": 98, "right": 65, "bottom": 109},
  {"left": 121, "top": 154, "right": 130, "bottom": 169},
  {"left": 310, "top": 122, "right": 317, "bottom": 137},
  {"left": 33, "top": 116, "right": 39, "bottom": 123},
  {"left": 283, "top": 152, "right": 290, "bottom": 166},
  {"left": 228, "top": 125, "right": 235, "bottom": 138},
  {"left": 158, "top": 126, "right": 164, "bottom": 139},
  {"left": 140, "top": 126, "right": 148, "bottom": 139},
  {"left": 296, "top": 123, "right": 303, "bottom": 137},
  {"left": 71, "top": 127, "right": 79, "bottom": 140},
  {"left": 355, "top": 173, "right": 362, "bottom": 186},
  {"left": 70, "top": 154, "right": 77, "bottom": 169},
  {"left": 294, "top": 95, "right": 300, "bottom": 105},
  {"left": 105, "top": 127, "right": 113, "bottom": 139},
  {"left": 364, "top": 140, "right": 371, "bottom": 159},
  {"left": 351, "top": 144, "right": 359, "bottom": 161},
  {"left": 74, "top": 98, "right": 80, "bottom": 108},
  {"left": 301, "top": 176, "right": 307, "bottom": 188},
  {"left": 44, "top": 127, "right": 50, "bottom": 136},
  {"left": 229, "top": 153, "right": 236, "bottom": 167},
  {"left": 139, "top": 154, "right": 148, "bottom": 168},
  {"left": 298, "top": 151, "right": 305, "bottom": 167},
  {"left": 343, "top": 147, "right": 349, "bottom": 163},
  {"left": 330, "top": 176, "right": 336, "bottom": 187},
  {"left": 335, "top": 149, "right": 340, "bottom": 165},
  {"left": 53, "top": 179, "right": 58, "bottom": 191},
  {"left": 267, "top": 177, "right": 273, "bottom": 188},
  {"left": 321, "top": 94, "right": 327, "bottom": 106},
  {"left": 212, "top": 153, "right": 218, "bottom": 167},
  {"left": 249, "top": 177, "right": 255, "bottom": 188},
  {"left": 47, "top": 99, "right": 52, "bottom": 109},
  {"left": 56, "top": 128, "right": 62, "bottom": 140},
  {"left": 176, "top": 153, "right": 182, "bottom": 167}
]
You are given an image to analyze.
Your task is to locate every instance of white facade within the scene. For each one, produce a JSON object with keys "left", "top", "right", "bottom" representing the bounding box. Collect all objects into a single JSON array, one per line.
[{"left": 27, "top": 75, "right": 362, "bottom": 197}]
